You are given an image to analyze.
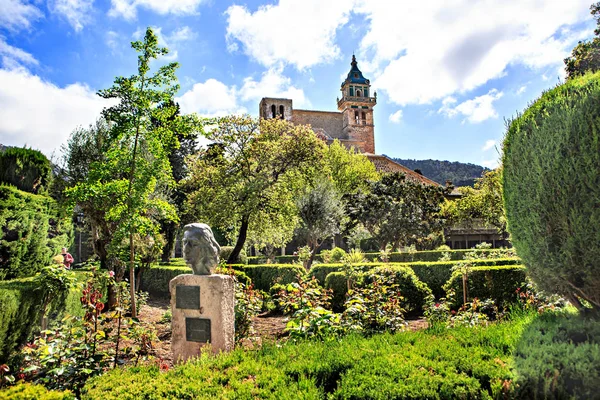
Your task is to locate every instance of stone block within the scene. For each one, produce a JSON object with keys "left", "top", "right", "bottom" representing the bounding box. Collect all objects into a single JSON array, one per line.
[{"left": 170, "top": 274, "right": 235, "bottom": 363}]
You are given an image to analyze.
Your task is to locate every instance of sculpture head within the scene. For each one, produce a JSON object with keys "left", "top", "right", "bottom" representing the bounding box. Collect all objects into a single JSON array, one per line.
[{"left": 182, "top": 223, "right": 221, "bottom": 275}]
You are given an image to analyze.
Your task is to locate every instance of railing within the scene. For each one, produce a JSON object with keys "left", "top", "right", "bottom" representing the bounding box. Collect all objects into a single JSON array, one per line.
[{"left": 337, "top": 96, "right": 377, "bottom": 108}]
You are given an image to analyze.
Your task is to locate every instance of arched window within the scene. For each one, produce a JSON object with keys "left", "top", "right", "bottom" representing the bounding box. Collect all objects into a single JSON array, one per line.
[
  {"left": 279, "top": 105, "right": 285, "bottom": 119},
  {"left": 349, "top": 86, "right": 354, "bottom": 96},
  {"left": 271, "top": 104, "right": 276, "bottom": 118},
  {"left": 362, "top": 112, "right": 366, "bottom": 124},
  {"left": 354, "top": 111, "right": 359, "bottom": 124},
  {"left": 356, "top": 89, "right": 362, "bottom": 97}
]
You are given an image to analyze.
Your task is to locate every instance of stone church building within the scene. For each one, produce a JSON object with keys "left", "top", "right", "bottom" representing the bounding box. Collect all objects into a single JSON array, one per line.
[{"left": 259, "top": 55, "right": 440, "bottom": 187}]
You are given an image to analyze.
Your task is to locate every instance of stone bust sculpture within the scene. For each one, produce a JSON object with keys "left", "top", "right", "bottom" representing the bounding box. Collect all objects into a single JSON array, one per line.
[{"left": 182, "top": 223, "right": 221, "bottom": 275}]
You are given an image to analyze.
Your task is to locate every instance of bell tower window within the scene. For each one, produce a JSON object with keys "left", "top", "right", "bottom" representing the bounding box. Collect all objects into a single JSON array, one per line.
[
  {"left": 271, "top": 104, "right": 276, "bottom": 119},
  {"left": 279, "top": 105, "right": 285, "bottom": 119},
  {"left": 349, "top": 86, "right": 354, "bottom": 96},
  {"left": 356, "top": 89, "right": 362, "bottom": 97}
]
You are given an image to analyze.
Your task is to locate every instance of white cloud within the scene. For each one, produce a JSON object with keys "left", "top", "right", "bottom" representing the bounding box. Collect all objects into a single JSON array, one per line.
[
  {"left": 225, "top": 0, "right": 353, "bottom": 69},
  {"left": 48, "top": 0, "right": 94, "bottom": 32},
  {"left": 132, "top": 26, "right": 196, "bottom": 60},
  {"left": 389, "top": 109, "right": 403, "bottom": 123},
  {"left": 516, "top": 85, "right": 527, "bottom": 95},
  {"left": 355, "top": 0, "right": 592, "bottom": 106},
  {"left": 482, "top": 139, "right": 497, "bottom": 151},
  {"left": 0, "top": 37, "right": 38, "bottom": 69},
  {"left": 0, "top": 0, "right": 43, "bottom": 31},
  {"left": 168, "top": 26, "right": 197, "bottom": 42},
  {"left": 109, "top": 0, "right": 205, "bottom": 20},
  {"left": 0, "top": 68, "right": 111, "bottom": 157},
  {"left": 439, "top": 89, "right": 503, "bottom": 123},
  {"left": 176, "top": 78, "right": 246, "bottom": 117},
  {"left": 481, "top": 159, "right": 499, "bottom": 168},
  {"left": 239, "top": 67, "right": 309, "bottom": 108},
  {"left": 106, "top": 30, "right": 119, "bottom": 51}
]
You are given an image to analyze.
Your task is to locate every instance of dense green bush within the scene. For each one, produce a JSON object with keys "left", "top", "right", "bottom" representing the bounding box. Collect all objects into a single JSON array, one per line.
[
  {"left": 0, "top": 185, "right": 73, "bottom": 280},
  {"left": 0, "top": 271, "right": 89, "bottom": 362},
  {"left": 443, "top": 266, "right": 528, "bottom": 309},
  {"left": 140, "top": 265, "right": 191, "bottom": 296},
  {"left": 0, "top": 147, "right": 52, "bottom": 195},
  {"left": 503, "top": 71, "right": 600, "bottom": 311},
  {"left": 513, "top": 311, "right": 600, "bottom": 399},
  {"left": 0, "top": 383, "right": 74, "bottom": 399},
  {"left": 219, "top": 246, "right": 248, "bottom": 265},
  {"left": 82, "top": 315, "right": 533, "bottom": 399},
  {"left": 242, "top": 264, "right": 305, "bottom": 292},
  {"left": 324, "top": 272, "right": 348, "bottom": 311}
]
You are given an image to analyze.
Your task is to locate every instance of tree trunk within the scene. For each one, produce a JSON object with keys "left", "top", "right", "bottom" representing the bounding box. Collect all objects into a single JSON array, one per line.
[
  {"left": 129, "top": 232, "right": 137, "bottom": 318},
  {"left": 227, "top": 214, "right": 249, "bottom": 264},
  {"left": 306, "top": 241, "right": 318, "bottom": 271},
  {"left": 160, "top": 221, "right": 177, "bottom": 262}
]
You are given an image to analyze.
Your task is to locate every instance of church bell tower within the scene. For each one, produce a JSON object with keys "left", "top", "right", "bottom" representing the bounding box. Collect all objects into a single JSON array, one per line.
[{"left": 337, "top": 55, "right": 377, "bottom": 153}]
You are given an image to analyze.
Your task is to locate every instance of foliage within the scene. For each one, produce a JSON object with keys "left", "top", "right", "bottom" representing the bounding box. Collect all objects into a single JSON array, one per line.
[
  {"left": 82, "top": 315, "right": 534, "bottom": 399},
  {"left": 502, "top": 71, "right": 600, "bottom": 312},
  {"left": 564, "top": 3, "right": 600, "bottom": 79},
  {"left": 184, "top": 115, "right": 326, "bottom": 263},
  {"left": 514, "top": 281, "right": 566, "bottom": 315},
  {"left": 241, "top": 264, "right": 305, "bottom": 292},
  {"left": 346, "top": 172, "right": 447, "bottom": 251},
  {"left": 323, "top": 272, "right": 348, "bottom": 312},
  {"left": 35, "top": 265, "right": 78, "bottom": 330},
  {"left": 0, "top": 382, "right": 74, "bottom": 399},
  {"left": 295, "top": 179, "right": 345, "bottom": 269},
  {"left": 319, "top": 247, "right": 346, "bottom": 263},
  {"left": 0, "top": 185, "right": 73, "bottom": 280},
  {"left": 324, "top": 139, "right": 380, "bottom": 194},
  {"left": 219, "top": 246, "right": 247, "bottom": 265},
  {"left": 0, "top": 147, "right": 52, "bottom": 195},
  {"left": 513, "top": 311, "right": 600, "bottom": 399},
  {"left": 342, "top": 271, "right": 407, "bottom": 335},
  {"left": 443, "top": 265, "right": 528, "bottom": 309},
  {"left": 447, "top": 297, "right": 497, "bottom": 328},
  {"left": 393, "top": 158, "right": 489, "bottom": 187},
  {"left": 362, "top": 266, "right": 431, "bottom": 314},
  {"left": 441, "top": 169, "right": 507, "bottom": 237}
]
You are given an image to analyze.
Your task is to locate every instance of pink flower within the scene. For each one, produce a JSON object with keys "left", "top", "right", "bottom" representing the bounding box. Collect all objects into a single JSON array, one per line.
[
  {"left": 108, "top": 271, "right": 115, "bottom": 278},
  {"left": 434, "top": 303, "right": 440, "bottom": 307}
]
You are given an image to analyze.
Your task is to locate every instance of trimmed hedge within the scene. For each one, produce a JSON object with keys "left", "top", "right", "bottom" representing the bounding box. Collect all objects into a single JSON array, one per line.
[
  {"left": 443, "top": 265, "right": 528, "bottom": 309},
  {"left": 140, "top": 265, "right": 192, "bottom": 296},
  {"left": 0, "top": 185, "right": 72, "bottom": 280},
  {"left": 0, "top": 147, "right": 52, "bottom": 195},
  {"left": 503, "top": 71, "right": 600, "bottom": 310},
  {"left": 241, "top": 264, "right": 305, "bottom": 292},
  {"left": 0, "top": 383, "right": 74, "bottom": 399},
  {"left": 248, "top": 248, "right": 512, "bottom": 265},
  {"left": 0, "top": 271, "right": 90, "bottom": 363},
  {"left": 324, "top": 266, "right": 432, "bottom": 313},
  {"left": 82, "top": 314, "right": 533, "bottom": 399},
  {"left": 513, "top": 311, "right": 600, "bottom": 399}
]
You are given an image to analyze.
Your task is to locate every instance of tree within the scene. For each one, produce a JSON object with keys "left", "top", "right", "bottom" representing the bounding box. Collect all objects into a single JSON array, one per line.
[
  {"left": 184, "top": 115, "right": 326, "bottom": 264},
  {"left": 68, "top": 28, "right": 202, "bottom": 316},
  {"left": 295, "top": 179, "right": 345, "bottom": 269},
  {"left": 346, "top": 173, "right": 447, "bottom": 251},
  {"left": 324, "top": 140, "right": 379, "bottom": 194},
  {"left": 0, "top": 147, "right": 52, "bottom": 194},
  {"left": 441, "top": 168, "right": 507, "bottom": 238},
  {"left": 564, "top": 3, "right": 600, "bottom": 79}
]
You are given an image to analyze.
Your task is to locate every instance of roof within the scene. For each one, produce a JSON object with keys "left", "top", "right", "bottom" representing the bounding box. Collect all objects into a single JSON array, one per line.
[
  {"left": 365, "top": 154, "right": 443, "bottom": 186},
  {"left": 343, "top": 55, "right": 369, "bottom": 85}
]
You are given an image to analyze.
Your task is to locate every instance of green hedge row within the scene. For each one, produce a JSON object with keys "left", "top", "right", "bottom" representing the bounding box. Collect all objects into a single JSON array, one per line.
[
  {"left": 0, "top": 383, "right": 74, "bottom": 399},
  {"left": 81, "top": 314, "right": 534, "bottom": 399},
  {"left": 0, "top": 185, "right": 73, "bottom": 280},
  {"left": 0, "top": 271, "right": 90, "bottom": 363},
  {"left": 247, "top": 248, "right": 512, "bottom": 265},
  {"left": 443, "top": 266, "right": 528, "bottom": 309}
]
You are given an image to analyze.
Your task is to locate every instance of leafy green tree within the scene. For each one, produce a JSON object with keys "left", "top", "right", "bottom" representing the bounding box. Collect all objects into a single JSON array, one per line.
[
  {"left": 68, "top": 28, "right": 203, "bottom": 316},
  {"left": 0, "top": 147, "right": 52, "bottom": 194},
  {"left": 184, "top": 115, "right": 326, "bottom": 264},
  {"left": 441, "top": 169, "right": 507, "bottom": 238},
  {"left": 324, "top": 140, "right": 379, "bottom": 194},
  {"left": 564, "top": 3, "right": 600, "bottom": 79},
  {"left": 346, "top": 173, "right": 447, "bottom": 251},
  {"left": 295, "top": 179, "right": 345, "bottom": 269}
]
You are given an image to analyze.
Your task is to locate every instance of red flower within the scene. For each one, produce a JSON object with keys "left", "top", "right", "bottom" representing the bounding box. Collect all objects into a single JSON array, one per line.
[
  {"left": 451, "top": 310, "right": 456, "bottom": 315},
  {"left": 108, "top": 271, "right": 115, "bottom": 278},
  {"left": 96, "top": 302, "right": 105, "bottom": 312},
  {"left": 434, "top": 303, "right": 440, "bottom": 307}
]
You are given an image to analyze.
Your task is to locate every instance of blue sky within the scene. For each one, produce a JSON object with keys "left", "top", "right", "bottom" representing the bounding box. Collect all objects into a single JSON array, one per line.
[{"left": 0, "top": 0, "right": 596, "bottom": 168}]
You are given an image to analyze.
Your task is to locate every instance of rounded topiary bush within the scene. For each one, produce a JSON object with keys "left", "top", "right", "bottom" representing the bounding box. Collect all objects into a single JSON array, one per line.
[{"left": 503, "top": 72, "right": 600, "bottom": 311}]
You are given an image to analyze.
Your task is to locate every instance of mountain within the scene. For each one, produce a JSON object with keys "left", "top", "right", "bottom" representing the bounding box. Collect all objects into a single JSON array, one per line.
[{"left": 390, "top": 158, "right": 489, "bottom": 187}]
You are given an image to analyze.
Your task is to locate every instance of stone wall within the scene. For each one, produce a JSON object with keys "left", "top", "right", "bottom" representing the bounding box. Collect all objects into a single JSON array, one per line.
[
  {"left": 292, "top": 109, "right": 344, "bottom": 140},
  {"left": 259, "top": 98, "right": 293, "bottom": 121}
]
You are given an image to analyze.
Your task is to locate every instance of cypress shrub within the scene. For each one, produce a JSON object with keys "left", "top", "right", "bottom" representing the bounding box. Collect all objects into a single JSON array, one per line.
[
  {"left": 0, "top": 185, "right": 73, "bottom": 280},
  {"left": 503, "top": 71, "right": 600, "bottom": 311},
  {"left": 0, "top": 147, "right": 52, "bottom": 194},
  {"left": 443, "top": 265, "right": 528, "bottom": 309}
]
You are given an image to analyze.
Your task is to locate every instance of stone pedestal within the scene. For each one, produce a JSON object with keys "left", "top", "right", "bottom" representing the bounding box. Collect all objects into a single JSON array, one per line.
[{"left": 170, "top": 274, "right": 235, "bottom": 363}]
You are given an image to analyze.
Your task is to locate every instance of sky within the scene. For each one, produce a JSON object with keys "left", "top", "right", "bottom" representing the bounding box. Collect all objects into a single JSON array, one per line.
[{"left": 0, "top": 0, "right": 596, "bottom": 168}]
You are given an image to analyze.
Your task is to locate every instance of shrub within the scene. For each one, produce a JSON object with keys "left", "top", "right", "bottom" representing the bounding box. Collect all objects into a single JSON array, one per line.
[
  {"left": 320, "top": 247, "right": 346, "bottom": 263},
  {"left": 219, "top": 246, "right": 248, "bottom": 265},
  {"left": 241, "top": 264, "right": 305, "bottom": 292},
  {"left": 0, "top": 147, "right": 52, "bottom": 195},
  {"left": 0, "top": 383, "right": 74, "bottom": 399},
  {"left": 139, "top": 265, "right": 191, "bottom": 297},
  {"left": 0, "top": 186, "right": 73, "bottom": 280},
  {"left": 81, "top": 316, "right": 532, "bottom": 399},
  {"left": 0, "top": 271, "right": 89, "bottom": 363},
  {"left": 363, "top": 266, "right": 432, "bottom": 314},
  {"left": 443, "top": 265, "right": 528, "bottom": 309},
  {"left": 513, "top": 311, "right": 600, "bottom": 399},
  {"left": 324, "top": 272, "right": 348, "bottom": 312},
  {"left": 503, "top": 71, "right": 600, "bottom": 311}
]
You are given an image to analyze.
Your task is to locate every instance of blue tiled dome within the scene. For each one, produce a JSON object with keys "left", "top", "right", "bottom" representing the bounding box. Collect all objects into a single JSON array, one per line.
[{"left": 343, "top": 55, "right": 369, "bottom": 85}]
